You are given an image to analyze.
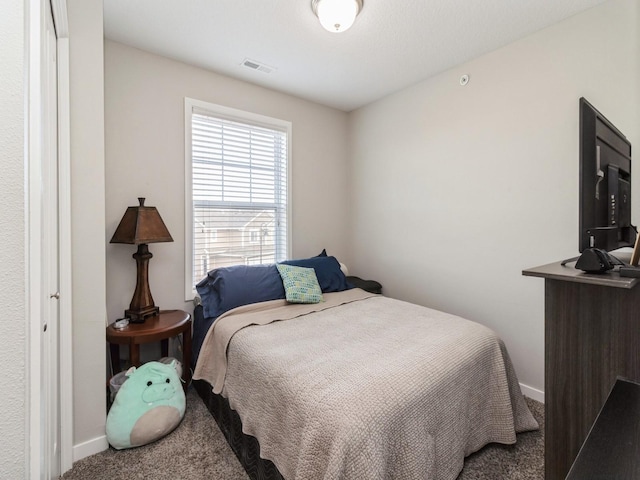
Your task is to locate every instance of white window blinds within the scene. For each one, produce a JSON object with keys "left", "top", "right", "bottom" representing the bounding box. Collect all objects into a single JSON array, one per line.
[{"left": 186, "top": 101, "right": 290, "bottom": 294}]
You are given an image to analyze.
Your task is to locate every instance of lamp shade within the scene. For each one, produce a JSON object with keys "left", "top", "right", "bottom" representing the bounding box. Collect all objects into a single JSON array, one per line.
[
  {"left": 312, "top": 0, "right": 362, "bottom": 33},
  {"left": 110, "top": 198, "right": 173, "bottom": 245}
]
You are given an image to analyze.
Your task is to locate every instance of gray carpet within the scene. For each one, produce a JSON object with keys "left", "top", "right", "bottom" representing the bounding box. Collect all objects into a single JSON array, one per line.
[{"left": 60, "top": 390, "right": 544, "bottom": 479}]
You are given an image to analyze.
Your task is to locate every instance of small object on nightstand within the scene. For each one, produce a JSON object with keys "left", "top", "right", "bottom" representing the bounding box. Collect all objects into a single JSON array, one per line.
[{"left": 113, "top": 318, "right": 129, "bottom": 330}]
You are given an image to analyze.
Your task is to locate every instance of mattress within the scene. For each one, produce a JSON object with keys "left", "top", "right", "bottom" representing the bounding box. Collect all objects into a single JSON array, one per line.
[{"left": 194, "top": 290, "right": 538, "bottom": 479}]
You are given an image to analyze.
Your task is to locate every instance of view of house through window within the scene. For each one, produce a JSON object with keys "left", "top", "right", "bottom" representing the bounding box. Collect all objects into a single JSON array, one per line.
[
  {"left": 193, "top": 207, "right": 277, "bottom": 274},
  {"left": 186, "top": 100, "right": 290, "bottom": 293}
]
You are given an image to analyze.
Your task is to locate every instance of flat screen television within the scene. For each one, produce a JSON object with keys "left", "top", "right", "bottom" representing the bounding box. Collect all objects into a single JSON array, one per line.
[{"left": 579, "top": 97, "right": 634, "bottom": 253}]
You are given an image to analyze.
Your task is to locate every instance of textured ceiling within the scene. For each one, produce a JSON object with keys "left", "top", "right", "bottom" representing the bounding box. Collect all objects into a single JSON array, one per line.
[{"left": 103, "top": 0, "right": 607, "bottom": 112}]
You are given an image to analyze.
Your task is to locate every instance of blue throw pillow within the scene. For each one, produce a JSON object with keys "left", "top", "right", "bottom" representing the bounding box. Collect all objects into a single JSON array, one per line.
[
  {"left": 281, "top": 255, "right": 351, "bottom": 293},
  {"left": 195, "top": 264, "right": 285, "bottom": 319}
]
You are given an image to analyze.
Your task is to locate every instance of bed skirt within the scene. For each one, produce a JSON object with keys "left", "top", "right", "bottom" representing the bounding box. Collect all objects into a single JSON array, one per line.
[{"left": 194, "top": 379, "right": 285, "bottom": 480}]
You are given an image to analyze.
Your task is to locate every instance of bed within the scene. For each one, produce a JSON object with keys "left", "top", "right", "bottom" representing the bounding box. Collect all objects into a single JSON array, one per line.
[{"left": 192, "top": 256, "right": 538, "bottom": 480}]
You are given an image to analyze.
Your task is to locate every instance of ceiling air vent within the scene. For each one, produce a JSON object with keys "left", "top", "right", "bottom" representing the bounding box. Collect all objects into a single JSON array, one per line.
[{"left": 241, "top": 58, "right": 275, "bottom": 74}]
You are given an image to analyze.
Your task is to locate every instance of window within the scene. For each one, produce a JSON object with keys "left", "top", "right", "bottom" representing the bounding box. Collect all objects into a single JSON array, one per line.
[{"left": 185, "top": 99, "right": 291, "bottom": 298}]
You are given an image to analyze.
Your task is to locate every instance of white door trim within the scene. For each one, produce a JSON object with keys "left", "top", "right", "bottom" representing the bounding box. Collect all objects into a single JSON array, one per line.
[
  {"left": 57, "top": 37, "right": 73, "bottom": 473},
  {"left": 51, "top": 0, "right": 72, "bottom": 473},
  {"left": 26, "top": 0, "right": 45, "bottom": 476},
  {"left": 27, "top": 0, "right": 72, "bottom": 477},
  {"left": 56, "top": 35, "right": 73, "bottom": 480}
]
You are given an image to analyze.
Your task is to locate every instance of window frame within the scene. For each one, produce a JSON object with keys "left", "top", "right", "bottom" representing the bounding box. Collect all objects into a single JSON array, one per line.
[{"left": 184, "top": 98, "right": 292, "bottom": 300}]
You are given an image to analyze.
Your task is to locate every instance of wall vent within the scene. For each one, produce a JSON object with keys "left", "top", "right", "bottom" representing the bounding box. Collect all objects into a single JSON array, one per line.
[{"left": 241, "top": 58, "right": 275, "bottom": 74}]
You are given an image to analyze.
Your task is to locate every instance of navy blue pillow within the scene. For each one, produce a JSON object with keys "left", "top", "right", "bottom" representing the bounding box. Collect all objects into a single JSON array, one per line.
[
  {"left": 191, "top": 304, "right": 211, "bottom": 367},
  {"left": 196, "top": 264, "right": 285, "bottom": 319},
  {"left": 281, "top": 255, "right": 351, "bottom": 293}
]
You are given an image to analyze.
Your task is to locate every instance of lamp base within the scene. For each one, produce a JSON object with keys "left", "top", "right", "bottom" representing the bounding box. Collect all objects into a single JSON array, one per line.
[{"left": 125, "top": 305, "right": 159, "bottom": 323}]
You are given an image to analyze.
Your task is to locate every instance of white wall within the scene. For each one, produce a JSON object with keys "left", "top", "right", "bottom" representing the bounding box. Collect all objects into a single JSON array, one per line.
[
  {"left": 104, "top": 41, "right": 350, "bottom": 322},
  {"left": 347, "top": 0, "right": 640, "bottom": 396},
  {"left": 0, "top": 0, "right": 26, "bottom": 476},
  {"left": 68, "top": 0, "right": 108, "bottom": 458}
]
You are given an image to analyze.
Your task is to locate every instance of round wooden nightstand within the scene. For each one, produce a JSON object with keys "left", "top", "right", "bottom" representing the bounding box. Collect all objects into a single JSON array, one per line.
[{"left": 106, "top": 309, "right": 192, "bottom": 390}]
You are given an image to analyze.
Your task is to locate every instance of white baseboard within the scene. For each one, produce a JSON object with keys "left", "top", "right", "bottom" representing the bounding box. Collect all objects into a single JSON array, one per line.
[
  {"left": 520, "top": 382, "right": 544, "bottom": 403},
  {"left": 73, "top": 435, "right": 109, "bottom": 463}
]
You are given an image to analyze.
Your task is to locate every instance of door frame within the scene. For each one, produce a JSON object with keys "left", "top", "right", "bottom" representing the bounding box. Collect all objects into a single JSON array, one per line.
[
  {"left": 27, "top": 0, "right": 72, "bottom": 477},
  {"left": 51, "top": 0, "right": 72, "bottom": 473}
]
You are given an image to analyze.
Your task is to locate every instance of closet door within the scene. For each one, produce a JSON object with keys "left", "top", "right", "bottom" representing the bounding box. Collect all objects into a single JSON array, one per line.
[{"left": 41, "top": 1, "right": 61, "bottom": 477}]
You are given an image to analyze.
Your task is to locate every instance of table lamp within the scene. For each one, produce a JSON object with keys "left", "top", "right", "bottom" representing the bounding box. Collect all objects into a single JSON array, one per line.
[{"left": 110, "top": 198, "right": 173, "bottom": 322}]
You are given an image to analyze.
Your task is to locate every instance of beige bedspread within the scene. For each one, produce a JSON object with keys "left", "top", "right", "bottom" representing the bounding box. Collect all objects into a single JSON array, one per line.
[{"left": 194, "top": 290, "right": 538, "bottom": 480}]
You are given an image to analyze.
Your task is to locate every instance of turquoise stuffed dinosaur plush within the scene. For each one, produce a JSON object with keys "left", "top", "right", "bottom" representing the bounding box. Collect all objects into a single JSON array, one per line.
[{"left": 106, "top": 360, "right": 186, "bottom": 450}]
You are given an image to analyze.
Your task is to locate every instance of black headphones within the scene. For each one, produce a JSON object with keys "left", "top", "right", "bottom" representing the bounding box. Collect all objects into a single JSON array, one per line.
[{"left": 575, "top": 248, "right": 624, "bottom": 273}]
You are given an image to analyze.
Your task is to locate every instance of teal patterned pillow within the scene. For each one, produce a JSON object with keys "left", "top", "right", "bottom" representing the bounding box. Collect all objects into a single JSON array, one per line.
[{"left": 276, "top": 264, "right": 323, "bottom": 304}]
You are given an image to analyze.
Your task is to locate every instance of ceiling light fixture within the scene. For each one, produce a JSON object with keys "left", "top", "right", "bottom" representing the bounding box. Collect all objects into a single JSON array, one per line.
[{"left": 311, "top": 0, "right": 363, "bottom": 33}]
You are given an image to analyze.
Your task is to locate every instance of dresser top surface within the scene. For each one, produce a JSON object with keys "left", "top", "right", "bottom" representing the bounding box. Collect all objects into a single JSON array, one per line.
[{"left": 523, "top": 252, "right": 639, "bottom": 289}]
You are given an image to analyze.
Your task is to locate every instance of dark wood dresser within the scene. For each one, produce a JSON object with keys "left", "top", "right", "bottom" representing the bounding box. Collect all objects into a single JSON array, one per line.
[{"left": 523, "top": 258, "right": 640, "bottom": 480}]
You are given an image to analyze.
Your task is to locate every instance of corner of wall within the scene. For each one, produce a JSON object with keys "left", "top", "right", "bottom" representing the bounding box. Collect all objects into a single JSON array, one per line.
[{"left": 68, "top": 0, "right": 107, "bottom": 457}]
